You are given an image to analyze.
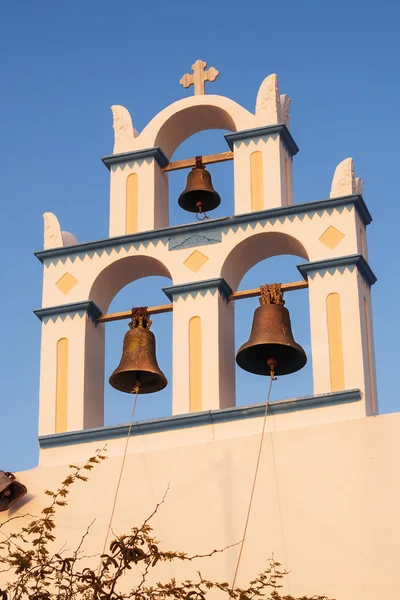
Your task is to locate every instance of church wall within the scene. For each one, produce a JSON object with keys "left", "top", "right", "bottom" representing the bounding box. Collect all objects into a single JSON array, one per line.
[{"left": 3, "top": 412, "right": 399, "bottom": 600}]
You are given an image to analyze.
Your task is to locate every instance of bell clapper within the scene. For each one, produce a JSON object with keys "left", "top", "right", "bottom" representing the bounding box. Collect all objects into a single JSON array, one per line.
[
  {"left": 267, "top": 357, "right": 278, "bottom": 381},
  {"left": 195, "top": 200, "right": 209, "bottom": 221},
  {"left": 132, "top": 371, "right": 141, "bottom": 394}
]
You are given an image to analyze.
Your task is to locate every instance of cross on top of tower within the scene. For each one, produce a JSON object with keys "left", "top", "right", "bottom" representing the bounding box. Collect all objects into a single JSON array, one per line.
[{"left": 179, "top": 60, "right": 219, "bottom": 95}]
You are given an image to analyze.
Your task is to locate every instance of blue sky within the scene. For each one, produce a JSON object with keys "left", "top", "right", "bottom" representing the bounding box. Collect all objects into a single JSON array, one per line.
[{"left": 1, "top": 1, "right": 399, "bottom": 471}]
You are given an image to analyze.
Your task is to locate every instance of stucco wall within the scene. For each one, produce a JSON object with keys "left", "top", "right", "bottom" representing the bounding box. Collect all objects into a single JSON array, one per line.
[{"left": 2, "top": 411, "right": 399, "bottom": 599}]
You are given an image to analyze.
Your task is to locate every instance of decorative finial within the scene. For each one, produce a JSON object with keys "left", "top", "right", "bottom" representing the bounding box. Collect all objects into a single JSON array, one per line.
[
  {"left": 179, "top": 60, "right": 219, "bottom": 95},
  {"left": 330, "top": 158, "right": 355, "bottom": 198}
]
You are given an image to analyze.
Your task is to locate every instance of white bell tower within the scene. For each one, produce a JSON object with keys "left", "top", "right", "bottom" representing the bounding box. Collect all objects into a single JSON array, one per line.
[{"left": 34, "top": 62, "right": 377, "bottom": 446}]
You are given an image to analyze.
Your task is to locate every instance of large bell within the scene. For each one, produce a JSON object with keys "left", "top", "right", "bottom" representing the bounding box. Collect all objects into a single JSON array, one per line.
[
  {"left": 0, "top": 471, "right": 27, "bottom": 512},
  {"left": 109, "top": 308, "right": 167, "bottom": 394},
  {"left": 178, "top": 156, "right": 221, "bottom": 214},
  {"left": 236, "top": 284, "right": 307, "bottom": 377}
]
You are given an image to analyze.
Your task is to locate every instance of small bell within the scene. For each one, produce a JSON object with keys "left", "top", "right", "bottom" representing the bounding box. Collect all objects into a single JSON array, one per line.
[
  {"left": 236, "top": 284, "right": 307, "bottom": 377},
  {"left": 0, "top": 471, "right": 27, "bottom": 512},
  {"left": 178, "top": 156, "right": 221, "bottom": 216},
  {"left": 109, "top": 308, "right": 167, "bottom": 394}
]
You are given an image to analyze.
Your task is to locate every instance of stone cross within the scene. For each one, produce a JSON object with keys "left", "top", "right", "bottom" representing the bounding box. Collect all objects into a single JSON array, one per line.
[{"left": 179, "top": 60, "right": 219, "bottom": 95}]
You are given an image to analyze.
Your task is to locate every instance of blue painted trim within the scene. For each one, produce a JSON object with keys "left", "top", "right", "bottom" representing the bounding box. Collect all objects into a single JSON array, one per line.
[
  {"left": 38, "top": 388, "right": 361, "bottom": 449},
  {"left": 34, "top": 195, "right": 371, "bottom": 266},
  {"left": 297, "top": 254, "right": 377, "bottom": 286},
  {"left": 34, "top": 301, "right": 102, "bottom": 325},
  {"left": 349, "top": 194, "right": 372, "bottom": 226},
  {"left": 225, "top": 124, "right": 299, "bottom": 156},
  {"left": 102, "top": 147, "right": 169, "bottom": 170},
  {"left": 163, "top": 278, "right": 233, "bottom": 302}
]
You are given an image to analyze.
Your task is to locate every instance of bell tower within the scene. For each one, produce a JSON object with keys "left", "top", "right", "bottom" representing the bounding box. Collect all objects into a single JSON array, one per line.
[{"left": 34, "top": 63, "right": 378, "bottom": 446}]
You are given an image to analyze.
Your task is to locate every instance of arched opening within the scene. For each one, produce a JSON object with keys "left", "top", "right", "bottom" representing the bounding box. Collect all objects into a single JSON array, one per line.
[
  {"left": 153, "top": 104, "right": 237, "bottom": 157},
  {"left": 132, "top": 95, "right": 253, "bottom": 230},
  {"left": 234, "top": 256, "right": 312, "bottom": 404},
  {"left": 89, "top": 256, "right": 173, "bottom": 426},
  {"left": 104, "top": 275, "right": 172, "bottom": 426},
  {"left": 90, "top": 255, "right": 172, "bottom": 313},
  {"left": 168, "top": 129, "right": 234, "bottom": 227},
  {"left": 221, "top": 232, "right": 312, "bottom": 405},
  {"left": 139, "top": 96, "right": 252, "bottom": 157},
  {"left": 221, "top": 231, "right": 309, "bottom": 292}
]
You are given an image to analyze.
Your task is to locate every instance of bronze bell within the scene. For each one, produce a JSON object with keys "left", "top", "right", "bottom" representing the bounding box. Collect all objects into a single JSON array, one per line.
[
  {"left": 178, "top": 156, "right": 221, "bottom": 214},
  {"left": 236, "top": 284, "right": 307, "bottom": 377},
  {"left": 0, "top": 471, "right": 27, "bottom": 512},
  {"left": 109, "top": 308, "right": 167, "bottom": 394}
]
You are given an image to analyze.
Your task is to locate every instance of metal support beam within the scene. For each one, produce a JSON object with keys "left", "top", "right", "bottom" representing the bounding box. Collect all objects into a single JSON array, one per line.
[
  {"left": 97, "top": 280, "right": 308, "bottom": 324},
  {"left": 161, "top": 151, "right": 234, "bottom": 172}
]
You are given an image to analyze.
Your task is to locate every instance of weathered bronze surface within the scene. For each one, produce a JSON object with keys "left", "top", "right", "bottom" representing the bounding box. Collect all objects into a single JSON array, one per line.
[
  {"left": 178, "top": 156, "right": 221, "bottom": 214},
  {"left": 236, "top": 284, "right": 307, "bottom": 376},
  {"left": 109, "top": 308, "right": 167, "bottom": 394},
  {"left": 0, "top": 471, "right": 27, "bottom": 512}
]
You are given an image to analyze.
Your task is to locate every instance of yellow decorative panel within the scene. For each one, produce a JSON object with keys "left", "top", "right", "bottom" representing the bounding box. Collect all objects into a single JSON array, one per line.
[
  {"left": 319, "top": 226, "right": 345, "bottom": 250},
  {"left": 56, "top": 338, "right": 68, "bottom": 433},
  {"left": 326, "top": 293, "right": 345, "bottom": 392},
  {"left": 126, "top": 173, "right": 138, "bottom": 234},
  {"left": 189, "top": 316, "right": 202, "bottom": 412},
  {"left": 184, "top": 250, "right": 209, "bottom": 273},
  {"left": 284, "top": 157, "right": 292, "bottom": 205},
  {"left": 56, "top": 272, "right": 78, "bottom": 295},
  {"left": 250, "top": 151, "right": 263, "bottom": 211}
]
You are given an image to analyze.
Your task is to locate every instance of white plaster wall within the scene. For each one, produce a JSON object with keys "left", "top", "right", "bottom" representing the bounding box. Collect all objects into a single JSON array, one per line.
[
  {"left": 38, "top": 316, "right": 104, "bottom": 435},
  {"left": 41, "top": 207, "right": 360, "bottom": 312},
  {"left": 233, "top": 136, "right": 285, "bottom": 214},
  {"left": 171, "top": 292, "right": 235, "bottom": 415},
  {"left": 109, "top": 160, "right": 168, "bottom": 237},
  {"left": 308, "top": 269, "right": 371, "bottom": 413},
  {"left": 357, "top": 276, "right": 378, "bottom": 415},
  {"left": 37, "top": 206, "right": 369, "bottom": 428},
  {"left": 3, "top": 413, "right": 399, "bottom": 600},
  {"left": 280, "top": 146, "right": 294, "bottom": 206}
]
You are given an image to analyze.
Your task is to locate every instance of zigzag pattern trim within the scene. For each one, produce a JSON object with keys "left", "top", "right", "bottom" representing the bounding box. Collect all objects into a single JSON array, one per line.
[
  {"left": 297, "top": 254, "right": 377, "bottom": 287},
  {"left": 163, "top": 278, "right": 233, "bottom": 303},
  {"left": 34, "top": 300, "right": 102, "bottom": 325},
  {"left": 102, "top": 147, "right": 169, "bottom": 171},
  {"left": 35, "top": 196, "right": 372, "bottom": 267},
  {"left": 225, "top": 124, "right": 299, "bottom": 156}
]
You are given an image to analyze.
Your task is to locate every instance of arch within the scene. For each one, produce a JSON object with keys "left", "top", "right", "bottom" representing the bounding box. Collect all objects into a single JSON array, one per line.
[
  {"left": 135, "top": 95, "right": 256, "bottom": 158},
  {"left": 90, "top": 256, "right": 172, "bottom": 313},
  {"left": 221, "top": 232, "right": 309, "bottom": 291}
]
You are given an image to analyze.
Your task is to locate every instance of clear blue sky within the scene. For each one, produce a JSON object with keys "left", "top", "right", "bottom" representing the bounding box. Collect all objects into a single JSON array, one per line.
[{"left": 1, "top": 1, "right": 399, "bottom": 471}]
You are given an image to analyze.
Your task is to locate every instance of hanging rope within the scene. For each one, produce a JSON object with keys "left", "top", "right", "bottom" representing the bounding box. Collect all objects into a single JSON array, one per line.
[
  {"left": 99, "top": 382, "right": 140, "bottom": 564},
  {"left": 231, "top": 374, "right": 275, "bottom": 590}
]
